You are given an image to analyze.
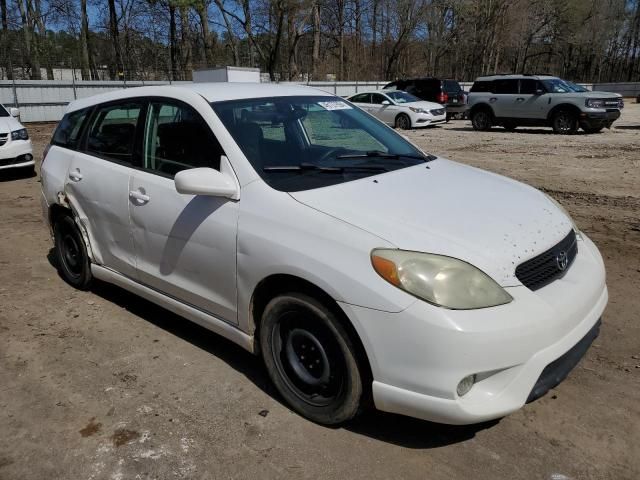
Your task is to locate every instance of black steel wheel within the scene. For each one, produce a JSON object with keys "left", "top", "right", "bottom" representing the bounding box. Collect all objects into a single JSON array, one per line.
[
  {"left": 260, "top": 293, "right": 363, "bottom": 425},
  {"left": 552, "top": 110, "right": 578, "bottom": 134},
  {"left": 53, "top": 215, "right": 92, "bottom": 289},
  {"left": 395, "top": 113, "right": 412, "bottom": 130},
  {"left": 471, "top": 109, "right": 493, "bottom": 131}
]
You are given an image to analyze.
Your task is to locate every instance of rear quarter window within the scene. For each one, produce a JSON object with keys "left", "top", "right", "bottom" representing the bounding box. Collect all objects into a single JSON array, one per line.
[{"left": 52, "top": 108, "right": 90, "bottom": 149}]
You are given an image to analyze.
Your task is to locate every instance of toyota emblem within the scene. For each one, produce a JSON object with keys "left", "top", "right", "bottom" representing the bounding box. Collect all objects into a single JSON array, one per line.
[{"left": 556, "top": 251, "right": 569, "bottom": 271}]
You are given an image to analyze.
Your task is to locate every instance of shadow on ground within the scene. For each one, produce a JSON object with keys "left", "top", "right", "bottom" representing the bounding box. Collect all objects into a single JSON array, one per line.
[
  {"left": 0, "top": 167, "right": 37, "bottom": 182},
  {"left": 46, "top": 249, "right": 497, "bottom": 449}
]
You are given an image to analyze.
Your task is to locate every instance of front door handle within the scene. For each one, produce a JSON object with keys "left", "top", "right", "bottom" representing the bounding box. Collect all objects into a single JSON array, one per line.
[
  {"left": 516, "top": 97, "right": 526, "bottom": 102},
  {"left": 68, "top": 169, "right": 83, "bottom": 182},
  {"left": 129, "top": 190, "right": 150, "bottom": 204}
]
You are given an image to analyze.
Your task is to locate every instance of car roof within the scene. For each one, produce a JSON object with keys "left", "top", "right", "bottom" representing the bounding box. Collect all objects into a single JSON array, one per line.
[
  {"left": 66, "top": 82, "right": 333, "bottom": 112},
  {"left": 474, "top": 74, "right": 558, "bottom": 81}
]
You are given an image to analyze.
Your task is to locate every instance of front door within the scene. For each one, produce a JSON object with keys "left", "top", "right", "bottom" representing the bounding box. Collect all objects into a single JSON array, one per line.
[
  {"left": 516, "top": 79, "right": 551, "bottom": 120},
  {"left": 64, "top": 100, "right": 143, "bottom": 278},
  {"left": 129, "top": 99, "right": 239, "bottom": 324}
]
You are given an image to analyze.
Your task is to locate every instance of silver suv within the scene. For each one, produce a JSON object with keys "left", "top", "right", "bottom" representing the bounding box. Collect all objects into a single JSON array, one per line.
[{"left": 467, "top": 75, "right": 623, "bottom": 134}]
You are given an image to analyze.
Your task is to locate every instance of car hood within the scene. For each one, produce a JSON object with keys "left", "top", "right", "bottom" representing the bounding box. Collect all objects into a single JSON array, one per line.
[
  {"left": 403, "top": 100, "right": 443, "bottom": 110},
  {"left": 289, "top": 159, "right": 573, "bottom": 286},
  {"left": 557, "top": 91, "right": 620, "bottom": 99},
  {"left": 0, "top": 115, "right": 23, "bottom": 134}
]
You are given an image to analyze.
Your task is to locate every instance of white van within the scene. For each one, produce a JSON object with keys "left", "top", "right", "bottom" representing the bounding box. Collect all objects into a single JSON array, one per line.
[{"left": 40, "top": 83, "right": 607, "bottom": 425}]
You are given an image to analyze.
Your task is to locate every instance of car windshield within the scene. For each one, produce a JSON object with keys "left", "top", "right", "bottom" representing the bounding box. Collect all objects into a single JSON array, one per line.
[
  {"left": 541, "top": 78, "right": 576, "bottom": 93},
  {"left": 0, "top": 105, "right": 9, "bottom": 117},
  {"left": 212, "top": 96, "right": 429, "bottom": 192},
  {"left": 384, "top": 91, "right": 420, "bottom": 104}
]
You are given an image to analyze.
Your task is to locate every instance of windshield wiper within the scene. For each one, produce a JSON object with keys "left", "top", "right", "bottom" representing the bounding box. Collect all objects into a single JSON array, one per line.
[
  {"left": 263, "top": 162, "right": 389, "bottom": 173},
  {"left": 336, "top": 150, "right": 435, "bottom": 161}
]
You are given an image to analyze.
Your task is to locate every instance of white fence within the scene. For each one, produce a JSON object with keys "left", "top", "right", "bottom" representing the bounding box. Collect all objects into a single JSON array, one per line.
[
  {"left": 1, "top": 79, "right": 633, "bottom": 123},
  {"left": 0, "top": 80, "right": 388, "bottom": 122}
]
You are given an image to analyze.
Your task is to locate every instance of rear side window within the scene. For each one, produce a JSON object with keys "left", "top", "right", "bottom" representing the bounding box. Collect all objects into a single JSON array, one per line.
[
  {"left": 494, "top": 79, "right": 519, "bottom": 94},
  {"left": 52, "top": 109, "right": 90, "bottom": 149},
  {"left": 443, "top": 80, "right": 461, "bottom": 93},
  {"left": 350, "top": 93, "right": 370, "bottom": 103},
  {"left": 470, "top": 81, "right": 493, "bottom": 93},
  {"left": 86, "top": 102, "right": 142, "bottom": 165},
  {"left": 143, "top": 101, "right": 223, "bottom": 177}
]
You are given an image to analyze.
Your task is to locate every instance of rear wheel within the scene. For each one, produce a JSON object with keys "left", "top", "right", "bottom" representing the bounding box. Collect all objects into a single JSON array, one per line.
[
  {"left": 259, "top": 293, "right": 363, "bottom": 425},
  {"left": 471, "top": 109, "right": 493, "bottom": 131},
  {"left": 395, "top": 113, "right": 411, "bottom": 130},
  {"left": 53, "top": 215, "right": 92, "bottom": 289},
  {"left": 552, "top": 110, "right": 578, "bottom": 134}
]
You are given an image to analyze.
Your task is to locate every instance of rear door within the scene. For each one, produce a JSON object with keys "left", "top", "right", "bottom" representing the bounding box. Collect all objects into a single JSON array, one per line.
[
  {"left": 64, "top": 100, "right": 142, "bottom": 278},
  {"left": 129, "top": 98, "right": 239, "bottom": 323}
]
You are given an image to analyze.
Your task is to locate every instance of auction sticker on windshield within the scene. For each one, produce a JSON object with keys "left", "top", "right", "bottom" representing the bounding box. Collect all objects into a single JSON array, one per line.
[{"left": 318, "top": 101, "right": 352, "bottom": 110}]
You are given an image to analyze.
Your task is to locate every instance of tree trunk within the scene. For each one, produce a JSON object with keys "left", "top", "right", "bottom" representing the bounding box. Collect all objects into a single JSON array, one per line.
[
  {"left": 179, "top": 6, "right": 192, "bottom": 78},
  {"left": 79, "top": 0, "right": 92, "bottom": 80},
  {"left": 169, "top": 4, "right": 178, "bottom": 81},
  {"left": 213, "top": 0, "right": 240, "bottom": 66},
  {"left": 196, "top": 3, "right": 215, "bottom": 67},
  {"left": 0, "top": 0, "right": 11, "bottom": 79},
  {"left": 108, "top": 0, "right": 123, "bottom": 80},
  {"left": 312, "top": 2, "right": 320, "bottom": 79}
]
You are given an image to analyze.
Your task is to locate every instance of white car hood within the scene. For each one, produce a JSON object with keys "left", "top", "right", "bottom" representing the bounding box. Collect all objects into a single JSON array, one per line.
[
  {"left": 0, "top": 115, "right": 23, "bottom": 134},
  {"left": 290, "top": 159, "right": 573, "bottom": 286},
  {"left": 403, "top": 100, "right": 443, "bottom": 110}
]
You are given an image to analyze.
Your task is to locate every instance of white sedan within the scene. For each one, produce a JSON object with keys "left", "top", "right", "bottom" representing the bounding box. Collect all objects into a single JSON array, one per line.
[
  {"left": 347, "top": 90, "right": 446, "bottom": 129},
  {"left": 0, "top": 105, "right": 34, "bottom": 174}
]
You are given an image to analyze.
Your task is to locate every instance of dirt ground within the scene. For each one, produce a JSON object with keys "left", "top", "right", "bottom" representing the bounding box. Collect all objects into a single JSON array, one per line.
[{"left": 1, "top": 104, "right": 639, "bottom": 480}]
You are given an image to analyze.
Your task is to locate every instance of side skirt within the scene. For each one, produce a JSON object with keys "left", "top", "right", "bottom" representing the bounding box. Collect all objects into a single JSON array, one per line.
[{"left": 91, "top": 265, "right": 255, "bottom": 353}]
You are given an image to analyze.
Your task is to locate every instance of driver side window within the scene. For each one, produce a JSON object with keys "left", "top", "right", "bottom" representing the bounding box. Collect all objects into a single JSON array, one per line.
[{"left": 143, "top": 101, "right": 223, "bottom": 177}]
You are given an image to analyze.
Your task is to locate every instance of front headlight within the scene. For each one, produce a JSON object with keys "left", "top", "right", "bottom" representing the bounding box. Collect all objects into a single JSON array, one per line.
[
  {"left": 542, "top": 191, "right": 582, "bottom": 240},
  {"left": 11, "top": 128, "right": 29, "bottom": 141},
  {"left": 409, "top": 107, "right": 427, "bottom": 114},
  {"left": 585, "top": 99, "right": 604, "bottom": 109},
  {"left": 371, "top": 249, "right": 513, "bottom": 310}
]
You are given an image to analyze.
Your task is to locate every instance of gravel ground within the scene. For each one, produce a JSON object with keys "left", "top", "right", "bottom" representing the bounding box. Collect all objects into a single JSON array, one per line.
[{"left": 1, "top": 104, "right": 639, "bottom": 480}]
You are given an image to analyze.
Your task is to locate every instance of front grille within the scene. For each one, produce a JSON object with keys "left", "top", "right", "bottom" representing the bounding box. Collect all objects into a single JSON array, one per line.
[
  {"left": 0, "top": 134, "right": 7, "bottom": 147},
  {"left": 515, "top": 230, "right": 578, "bottom": 291},
  {"left": 430, "top": 108, "right": 445, "bottom": 116}
]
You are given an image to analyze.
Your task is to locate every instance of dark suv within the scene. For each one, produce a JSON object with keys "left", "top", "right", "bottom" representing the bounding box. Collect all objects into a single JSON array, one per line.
[{"left": 384, "top": 78, "right": 467, "bottom": 119}]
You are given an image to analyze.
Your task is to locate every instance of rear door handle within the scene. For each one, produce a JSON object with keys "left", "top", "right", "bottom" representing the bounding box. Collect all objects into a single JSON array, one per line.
[
  {"left": 68, "top": 169, "right": 83, "bottom": 182},
  {"left": 129, "top": 190, "right": 150, "bottom": 204}
]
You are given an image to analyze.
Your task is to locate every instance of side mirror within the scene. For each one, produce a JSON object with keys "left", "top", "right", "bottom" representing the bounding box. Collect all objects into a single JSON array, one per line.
[
  {"left": 10, "top": 107, "right": 20, "bottom": 117},
  {"left": 174, "top": 158, "right": 239, "bottom": 199},
  {"left": 381, "top": 100, "right": 391, "bottom": 105}
]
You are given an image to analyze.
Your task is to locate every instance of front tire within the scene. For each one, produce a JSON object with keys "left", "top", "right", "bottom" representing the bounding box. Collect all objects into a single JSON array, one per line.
[
  {"left": 471, "top": 109, "right": 493, "bottom": 131},
  {"left": 259, "top": 293, "right": 363, "bottom": 425},
  {"left": 552, "top": 110, "right": 578, "bottom": 134},
  {"left": 53, "top": 215, "right": 92, "bottom": 289},
  {"left": 395, "top": 113, "right": 411, "bottom": 130}
]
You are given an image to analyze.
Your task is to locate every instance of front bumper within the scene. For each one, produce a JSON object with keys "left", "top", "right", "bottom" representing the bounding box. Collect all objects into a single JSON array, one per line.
[
  {"left": 0, "top": 139, "right": 34, "bottom": 170},
  {"left": 414, "top": 114, "right": 447, "bottom": 127},
  {"left": 339, "top": 233, "right": 607, "bottom": 424},
  {"left": 580, "top": 109, "right": 621, "bottom": 128}
]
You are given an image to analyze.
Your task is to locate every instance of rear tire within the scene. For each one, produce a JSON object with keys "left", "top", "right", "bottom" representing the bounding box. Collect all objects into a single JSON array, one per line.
[
  {"left": 552, "top": 110, "right": 578, "bottom": 134},
  {"left": 53, "top": 215, "right": 92, "bottom": 290},
  {"left": 471, "top": 109, "right": 493, "bottom": 131},
  {"left": 395, "top": 113, "right": 411, "bottom": 130},
  {"left": 259, "top": 293, "right": 363, "bottom": 425}
]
